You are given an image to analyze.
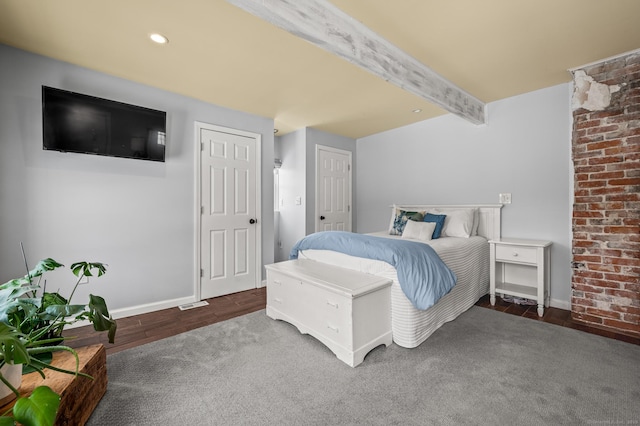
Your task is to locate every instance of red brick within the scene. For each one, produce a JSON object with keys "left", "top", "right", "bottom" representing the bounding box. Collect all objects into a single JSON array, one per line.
[
  {"left": 608, "top": 256, "right": 640, "bottom": 267},
  {"left": 573, "top": 254, "right": 603, "bottom": 263},
  {"left": 587, "top": 124, "right": 620, "bottom": 135},
  {"left": 587, "top": 140, "right": 622, "bottom": 151},
  {"left": 591, "top": 186, "right": 625, "bottom": 196},
  {"left": 573, "top": 239, "right": 597, "bottom": 248},
  {"left": 575, "top": 196, "right": 604, "bottom": 203},
  {"left": 576, "top": 119, "right": 601, "bottom": 130},
  {"left": 602, "top": 318, "right": 640, "bottom": 333},
  {"left": 588, "top": 155, "right": 624, "bottom": 165},
  {"left": 571, "top": 55, "right": 639, "bottom": 335},
  {"left": 577, "top": 180, "right": 608, "bottom": 189},
  {"left": 606, "top": 193, "right": 640, "bottom": 202},
  {"left": 572, "top": 283, "right": 606, "bottom": 293},
  {"left": 575, "top": 165, "right": 606, "bottom": 174},
  {"left": 624, "top": 283, "right": 640, "bottom": 292},
  {"left": 573, "top": 313, "right": 604, "bottom": 324},
  {"left": 591, "top": 109, "right": 625, "bottom": 119},
  {"left": 604, "top": 273, "right": 638, "bottom": 284},
  {"left": 605, "top": 289, "right": 640, "bottom": 299},
  {"left": 573, "top": 210, "right": 604, "bottom": 218},
  {"left": 604, "top": 226, "right": 640, "bottom": 234},
  {"left": 622, "top": 313, "right": 640, "bottom": 324},
  {"left": 611, "top": 305, "right": 640, "bottom": 316},
  {"left": 585, "top": 307, "right": 621, "bottom": 319},
  {"left": 593, "top": 171, "right": 627, "bottom": 180},
  {"left": 588, "top": 263, "right": 619, "bottom": 273},
  {"left": 609, "top": 176, "right": 640, "bottom": 185}
]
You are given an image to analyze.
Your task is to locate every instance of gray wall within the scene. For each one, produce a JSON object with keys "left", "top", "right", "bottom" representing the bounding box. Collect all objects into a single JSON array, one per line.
[
  {"left": 356, "top": 84, "right": 573, "bottom": 307},
  {"left": 0, "top": 44, "right": 275, "bottom": 316}
]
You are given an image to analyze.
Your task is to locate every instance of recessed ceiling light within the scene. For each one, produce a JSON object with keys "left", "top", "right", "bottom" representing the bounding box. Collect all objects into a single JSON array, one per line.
[
  {"left": 412, "top": 109, "right": 422, "bottom": 113},
  {"left": 149, "top": 33, "right": 169, "bottom": 44}
]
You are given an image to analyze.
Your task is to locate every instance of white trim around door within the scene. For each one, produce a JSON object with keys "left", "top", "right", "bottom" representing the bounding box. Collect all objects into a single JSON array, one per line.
[{"left": 194, "top": 122, "right": 262, "bottom": 301}]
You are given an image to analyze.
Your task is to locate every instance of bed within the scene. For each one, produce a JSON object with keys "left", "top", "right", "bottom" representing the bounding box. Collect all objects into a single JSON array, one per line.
[{"left": 294, "top": 204, "right": 502, "bottom": 348}]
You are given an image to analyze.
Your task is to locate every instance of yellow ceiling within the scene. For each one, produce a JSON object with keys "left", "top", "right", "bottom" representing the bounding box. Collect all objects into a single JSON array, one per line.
[{"left": 0, "top": 0, "right": 638, "bottom": 138}]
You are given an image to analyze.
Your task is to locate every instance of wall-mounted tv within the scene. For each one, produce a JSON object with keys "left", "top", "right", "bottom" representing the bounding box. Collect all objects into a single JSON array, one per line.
[{"left": 42, "top": 86, "right": 166, "bottom": 162}]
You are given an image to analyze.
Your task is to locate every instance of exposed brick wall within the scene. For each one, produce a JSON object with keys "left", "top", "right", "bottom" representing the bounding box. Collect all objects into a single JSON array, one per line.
[{"left": 571, "top": 51, "right": 640, "bottom": 336}]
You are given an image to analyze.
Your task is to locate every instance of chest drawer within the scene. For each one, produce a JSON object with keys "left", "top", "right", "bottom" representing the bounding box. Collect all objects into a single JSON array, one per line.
[
  {"left": 266, "top": 271, "right": 300, "bottom": 314},
  {"left": 495, "top": 244, "right": 537, "bottom": 264}
]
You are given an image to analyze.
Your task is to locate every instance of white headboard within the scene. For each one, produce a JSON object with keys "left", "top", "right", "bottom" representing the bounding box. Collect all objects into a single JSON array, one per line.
[{"left": 391, "top": 204, "right": 503, "bottom": 241}]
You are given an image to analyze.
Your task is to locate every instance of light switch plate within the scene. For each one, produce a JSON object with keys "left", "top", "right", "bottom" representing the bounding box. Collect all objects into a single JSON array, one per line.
[{"left": 499, "top": 193, "right": 512, "bottom": 204}]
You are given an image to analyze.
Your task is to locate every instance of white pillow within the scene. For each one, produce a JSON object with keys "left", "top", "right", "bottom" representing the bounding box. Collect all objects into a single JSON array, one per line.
[
  {"left": 401, "top": 220, "right": 436, "bottom": 242},
  {"left": 437, "top": 208, "right": 476, "bottom": 238}
]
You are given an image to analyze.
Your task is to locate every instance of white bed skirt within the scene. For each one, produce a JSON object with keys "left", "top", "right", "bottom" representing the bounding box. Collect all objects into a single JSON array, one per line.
[{"left": 298, "top": 234, "right": 489, "bottom": 348}]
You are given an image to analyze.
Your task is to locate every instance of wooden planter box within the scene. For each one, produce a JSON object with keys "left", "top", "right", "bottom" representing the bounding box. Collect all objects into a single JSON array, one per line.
[{"left": 1, "top": 344, "right": 107, "bottom": 426}]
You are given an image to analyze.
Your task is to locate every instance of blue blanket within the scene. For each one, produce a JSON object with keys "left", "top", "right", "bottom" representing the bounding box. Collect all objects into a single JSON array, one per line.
[{"left": 289, "top": 231, "right": 457, "bottom": 310}]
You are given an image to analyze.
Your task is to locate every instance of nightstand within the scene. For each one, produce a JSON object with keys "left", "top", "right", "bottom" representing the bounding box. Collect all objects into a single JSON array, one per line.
[{"left": 489, "top": 238, "right": 552, "bottom": 317}]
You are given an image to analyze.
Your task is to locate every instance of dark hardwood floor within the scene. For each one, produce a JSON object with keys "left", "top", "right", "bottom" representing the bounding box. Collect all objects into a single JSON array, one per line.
[
  {"left": 63, "top": 288, "right": 267, "bottom": 355},
  {"left": 64, "top": 287, "right": 639, "bottom": 355},
  {"left": 475, "top": 294, "right": 640, "bottom": 345}
]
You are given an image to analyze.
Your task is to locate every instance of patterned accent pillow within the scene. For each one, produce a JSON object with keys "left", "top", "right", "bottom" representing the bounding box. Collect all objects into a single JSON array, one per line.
[{"left": 389, "top": 209, "right": 425, "bottom": 235}]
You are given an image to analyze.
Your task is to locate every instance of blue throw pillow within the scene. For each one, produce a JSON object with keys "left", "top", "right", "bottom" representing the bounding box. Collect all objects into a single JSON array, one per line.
[{"left": 424, "top": 213, "right": 446, "bottom": 239}]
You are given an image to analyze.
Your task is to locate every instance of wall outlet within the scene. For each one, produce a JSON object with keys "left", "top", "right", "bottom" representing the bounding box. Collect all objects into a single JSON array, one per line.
[{"left": 499, "top": 193, "right": 512, "bottom": 204}]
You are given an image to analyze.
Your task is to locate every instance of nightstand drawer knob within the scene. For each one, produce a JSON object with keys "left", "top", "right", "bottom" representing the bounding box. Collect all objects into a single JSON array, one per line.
[
  {"left": 512, "top": 252, "right": 518, "bottom": 257},
  {"left": 326, "top": 301, "right": 339, "bottom": 309}
]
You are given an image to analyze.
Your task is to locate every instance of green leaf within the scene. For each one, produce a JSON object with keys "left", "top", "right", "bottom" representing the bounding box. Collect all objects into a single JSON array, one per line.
[
  {"left": 0, "top": 323, "right": 30, "bottom": 365},
  {"left": 70, "top": 262, "right": 106, "bottom": 278},
  {"left": 0, "top": 416, "right": 16, "bottom": 425},
  {"left": 38, "top": 304, "right": 85, "bottom": 321},
  {"left": 40, "top": 292, "right": 67, "bottom": 308},
  {"left": 28, "top": 259, "right": 64, "bottom": 281},
  {"left": 13, "top": 386, "right": 60, "bottom": 426},
  {"left": 88, "top": 295, "right": 117, "bottom": 343},
  {"left": 1, "top": 259, "right": 62, "bottom": 290}
]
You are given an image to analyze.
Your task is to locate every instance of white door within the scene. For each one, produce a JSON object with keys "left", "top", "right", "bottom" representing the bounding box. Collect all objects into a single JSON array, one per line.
[
  {"left": 198, "top": 124, "right": 261, "bottom": 299},
  {"left": 316, "top": 145, "right": 352, "bottom": 232}
]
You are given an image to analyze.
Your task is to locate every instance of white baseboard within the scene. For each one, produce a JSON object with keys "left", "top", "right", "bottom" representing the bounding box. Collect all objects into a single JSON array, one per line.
[
  {"left": 260, "top": 279, "right": 266, "bottom": 288},
  {"left": 65, "top": 295, "right": 197, "bottom": 330},
  {"left": 550, "top": 298, "right": 570, "bottom": 311}
]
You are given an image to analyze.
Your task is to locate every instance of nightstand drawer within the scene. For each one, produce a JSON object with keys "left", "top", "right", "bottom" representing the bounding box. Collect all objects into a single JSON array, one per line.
[{"left": 495, "top": 245, "right": 537, "bottom": 264}]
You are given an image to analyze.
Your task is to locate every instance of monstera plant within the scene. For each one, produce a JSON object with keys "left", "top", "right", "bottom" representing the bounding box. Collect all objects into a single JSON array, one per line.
[{"left": 0, "top": 255, "right": 117, "bottom": 426}]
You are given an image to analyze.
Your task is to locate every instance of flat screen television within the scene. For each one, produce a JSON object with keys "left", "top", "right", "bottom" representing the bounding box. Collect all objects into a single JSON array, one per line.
[{"left": 42, "top": 86, "right": 166, "bottom": 162}]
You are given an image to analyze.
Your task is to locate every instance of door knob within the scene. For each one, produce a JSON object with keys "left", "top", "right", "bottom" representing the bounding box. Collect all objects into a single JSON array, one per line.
[
  {"left": 320, "top": 216, "right": 325, "bottom": 220},
  {"left": 249, "top": 218, "right": 256, "bottom": 224}
]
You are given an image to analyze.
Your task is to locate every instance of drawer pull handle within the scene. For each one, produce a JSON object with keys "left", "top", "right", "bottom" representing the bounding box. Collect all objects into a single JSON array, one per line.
[
  {"left": 327, "top": 325, "right": 339, "bottom": 333},
  {"left": 274, "top": 297, "right": 283, "bottom": 304},
  {"left": 512, "top": 252, "right": 519, "bottom": 257},
  {"left": 326, "top": 301, "right": 339, "bottom": 309},
  {"left": 273, "top": 280, "right": 282, "bottom": 285}
]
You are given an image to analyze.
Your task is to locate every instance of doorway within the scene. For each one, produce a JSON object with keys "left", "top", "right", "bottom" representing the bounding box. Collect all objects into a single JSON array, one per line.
[
  {"left": 196, "top": 122, "right": 261, "bottom": 299},
  {"left": 315, "top": 145, "right": 352, "bottom": 232}
]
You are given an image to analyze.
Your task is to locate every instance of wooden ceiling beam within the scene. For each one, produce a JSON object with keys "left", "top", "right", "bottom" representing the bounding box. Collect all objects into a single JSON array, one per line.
[{"left": 226, "top": 0, "right": 486, "bottom": 125}]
